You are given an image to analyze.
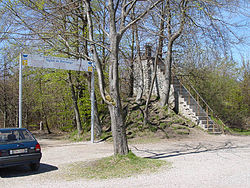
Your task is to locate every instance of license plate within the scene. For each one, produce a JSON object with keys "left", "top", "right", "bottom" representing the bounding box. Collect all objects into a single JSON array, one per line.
[{"left": 10, "top": 148, "right": 28, "bottom": 155}]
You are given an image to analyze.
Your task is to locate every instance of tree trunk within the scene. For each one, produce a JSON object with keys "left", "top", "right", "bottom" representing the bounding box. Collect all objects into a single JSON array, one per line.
[
  {"left": 68, "top": 71, "right": 83, "bottom": 136},
  {"left": 109, "top": 104, "right": 129, "bottom": 155},
  {"left": 94, "top": 93, "right": 102, "bottom": 137},
  {"left": 135, "top": 23, "right": 144, "bottom": 102},
  {"left": 160, "top": 43, "right": 173, "bottom": 106},
  {"left": 144, "top": 50, "right": 159, "bottom": 125},
  {"left": 3, "top": 110, "right": 7, "bottom": 128},
  {"left": 109, "top": 35, "right": 129, "bottom": 155},
  {"left": 44, "top": 116, "right": 51, "bottom": 134},
  {"left": 128, "top": 10, "right": 136, "bottom": 97},
  {"left": 3, "top": 58, "right": 8, "bottom": 128},
  {"left": 160, "top": 0, "right": 186, "bottom": 106}
]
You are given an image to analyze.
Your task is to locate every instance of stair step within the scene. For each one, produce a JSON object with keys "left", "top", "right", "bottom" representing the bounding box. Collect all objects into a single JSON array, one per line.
[
  {"left": 198, "top": 116, "right": 210, "bottom": 120},
  {"left": 179, "top": 93, "right": 190, "bottom": 97},
  {"left": 196, "top": 112, "right": 207, "bottom": 116},
  {"left": 172, "top": 77, "right": 224, "bottom": 133},
  {"left": 179, "top": 91, "right": 191, "bottom": 95},
  {"left": 207, "top": 128, "right": 221, "bottom": 133},
  {"left": 201, "top": 120, "right": 214, "bottom": 125},
  {"left": 205, "top": 125, "right": 218, "bottom": 130}
]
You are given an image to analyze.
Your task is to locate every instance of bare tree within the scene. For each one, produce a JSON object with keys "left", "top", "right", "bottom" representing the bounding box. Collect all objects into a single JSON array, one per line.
[{"left": 84, "top": 0, "right": 162, "bottom": 155}]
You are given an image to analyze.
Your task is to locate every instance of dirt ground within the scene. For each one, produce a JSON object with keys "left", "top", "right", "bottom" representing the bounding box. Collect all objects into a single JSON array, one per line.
[{"left": 1, "top": 130, "right": 250, "bottom": 188}]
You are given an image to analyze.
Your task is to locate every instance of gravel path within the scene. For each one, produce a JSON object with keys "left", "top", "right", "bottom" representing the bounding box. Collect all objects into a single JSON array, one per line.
[{"left": 1, "top": 134, "right": 250, "bottom": 188}]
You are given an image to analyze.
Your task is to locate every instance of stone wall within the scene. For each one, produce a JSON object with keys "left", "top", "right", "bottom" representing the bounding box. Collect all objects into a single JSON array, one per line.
[{"left": 133, "top": 54, "right": 175, "bottom": 108}]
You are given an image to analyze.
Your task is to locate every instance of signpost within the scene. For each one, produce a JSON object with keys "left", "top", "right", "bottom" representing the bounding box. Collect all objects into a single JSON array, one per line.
[{"left": 19, "top": 54, "right": 96, "bottom": 143}]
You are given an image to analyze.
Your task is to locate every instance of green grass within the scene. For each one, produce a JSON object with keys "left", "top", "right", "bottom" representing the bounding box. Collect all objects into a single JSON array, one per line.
[
  {"left": 68, "top": 130, "right": 90, "bottom": 142},
  {"left": 228, "top": 128, "right": 250, "bottom": 136},
  {"left": 65, "top": 151, "right": 169, "bottom": 179},
  {"left": 175, "top": 130, "right": 190, "bottom": 135}
]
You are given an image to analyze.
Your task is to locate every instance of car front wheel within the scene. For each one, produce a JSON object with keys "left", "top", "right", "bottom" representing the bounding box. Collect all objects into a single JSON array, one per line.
[{"left": 30, "top": 162, "right": 40, "bottom": 171}]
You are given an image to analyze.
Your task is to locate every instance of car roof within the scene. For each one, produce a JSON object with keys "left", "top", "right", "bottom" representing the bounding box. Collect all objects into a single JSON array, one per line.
[{"left": 0, "top": 128, "right": 27, "bottom": 131}]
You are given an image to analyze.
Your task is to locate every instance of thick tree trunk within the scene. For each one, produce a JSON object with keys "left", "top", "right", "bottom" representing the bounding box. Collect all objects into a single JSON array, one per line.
[
  {"left": 109, "top": 104, "right": 129, "bottom": 155},
  {"left": 109, "top": 35, "right": 129, "bottom": 155}
]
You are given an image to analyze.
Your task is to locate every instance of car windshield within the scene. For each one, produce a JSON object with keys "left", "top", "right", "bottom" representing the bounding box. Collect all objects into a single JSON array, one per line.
[{"left": 0, "top": 129, "right": 35, "bottom": 144}]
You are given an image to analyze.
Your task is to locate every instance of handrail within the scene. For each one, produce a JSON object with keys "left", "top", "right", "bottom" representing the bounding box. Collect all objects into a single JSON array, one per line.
[
  {"left": 178, "top": 73, "right": 214, "bottom": 113},
  {"left": 171, "top": 64, "right": 225, "bottom": 133},
  {"left": 172, "top": 64, "right": 214, "bottom": 112}
]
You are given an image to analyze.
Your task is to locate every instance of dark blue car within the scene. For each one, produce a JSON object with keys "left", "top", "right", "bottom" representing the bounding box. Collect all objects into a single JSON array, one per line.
[{"left": 0, "top": 128, "right": 42, "bottom": 171}]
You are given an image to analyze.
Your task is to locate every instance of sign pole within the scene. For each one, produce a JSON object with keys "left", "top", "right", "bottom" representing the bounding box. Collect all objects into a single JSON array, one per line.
[
  {"left": 90, "top": 66, "right": 95, "bottom": 143},
  {"left": 19, "top": 54, "right": 22, "bottom": 128}
]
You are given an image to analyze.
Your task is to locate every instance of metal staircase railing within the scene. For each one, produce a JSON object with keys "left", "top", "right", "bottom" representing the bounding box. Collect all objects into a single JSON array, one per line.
[{"left": 172, "top": 64, "right": 225, "bottom": 133}]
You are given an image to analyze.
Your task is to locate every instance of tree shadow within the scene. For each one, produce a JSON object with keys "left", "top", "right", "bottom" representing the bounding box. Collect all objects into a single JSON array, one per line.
[
  {"left": 132, "top": 142, "right": 250, "bottom": 159},
  {"left": 0, "top": 163, "right": 58, "bottom": 178},
  {"left": 95, "top": 135, "right": 112, "bottom": 143}
]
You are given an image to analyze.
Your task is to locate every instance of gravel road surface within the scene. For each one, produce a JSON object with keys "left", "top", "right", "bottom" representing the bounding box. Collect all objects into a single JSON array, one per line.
[{"left": 1, "top": 134, "right": 250, "bottom": 188}]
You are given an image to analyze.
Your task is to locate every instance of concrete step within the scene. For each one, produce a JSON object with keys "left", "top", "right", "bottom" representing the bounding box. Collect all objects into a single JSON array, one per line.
[
  {"left": 200, "top": 120, "right": 214, "bottom": 125},
  {"left": 198, "top": 116, "right": 210, "bottom": 120},
  {"left": 195, "top": 112, "right": 207, "bottom": 117},
  {"left": 207, "top": 127, "right": 222, "bottom": 134},
  {"left": 204, "top": 124, "right": 217, "bottom": 129},
  {"left": 177, "top": 91, "right": 190, "bottom": 95},
  {"left": 180, "top": 98, "right": 198, "bottom": 106},
  {"left": 172, "top": 77, "right": 223, "bottom": 133}
]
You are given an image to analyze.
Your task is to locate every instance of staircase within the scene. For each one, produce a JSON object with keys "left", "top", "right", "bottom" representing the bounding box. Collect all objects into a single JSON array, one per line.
[
  {"left": 133, "top": 52, "right": 224, "bottom": 134},
  {"left": 171, "top": 73, "right": 223, "bottom": 134}
]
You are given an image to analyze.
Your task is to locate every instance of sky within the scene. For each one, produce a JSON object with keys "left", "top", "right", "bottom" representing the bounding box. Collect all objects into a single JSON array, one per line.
[{"left": 228, "top": 2, "right": 250, "bottom": 64}]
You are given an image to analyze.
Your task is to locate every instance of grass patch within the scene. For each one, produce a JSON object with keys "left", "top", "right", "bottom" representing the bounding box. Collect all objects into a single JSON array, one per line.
[
  {"left": 175, "top": 130, "right": 190, "bottom": 135},
  {"left": 68, "top": 130, "right": 90, "bottom": 142},
  {"left": 128, "top": 130, "right": 162, "bottom": 144},
  {"left": 171, "top": 125, "right": 190, "bottom": 130},
  {"left": 65, "top": 151, "right": 169, "bottom": 179},
  {"left": 128, "top": 136, "right": 162, "bottom": 144},
  {"left": 227, "top": 128, "right": 250, "bottom": 136}
]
